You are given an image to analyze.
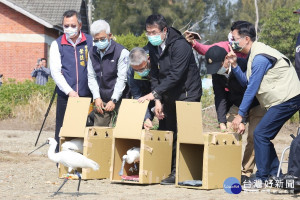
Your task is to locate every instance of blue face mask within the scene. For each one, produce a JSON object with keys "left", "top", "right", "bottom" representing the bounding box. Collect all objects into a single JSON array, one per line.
[
  {"left": 137, "top": 68, "right": 150, "bottom": 77},
  {"left": 95, "top": 39, "right": 109, "bottom": 50},
  {"left": 147, "top": 35, "right": 163, "bottom": 46}
]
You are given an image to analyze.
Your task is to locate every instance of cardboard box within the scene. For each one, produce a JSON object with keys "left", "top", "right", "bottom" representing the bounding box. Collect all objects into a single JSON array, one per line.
[
  {"left": 175, "top": 101, "right": 242, "bottom": 189},
  {"left": 58, "top": 97, "right": 113, "bottom": 180},
  {"left": 110, "top": 99, "right": 173, "bottom": 184}
]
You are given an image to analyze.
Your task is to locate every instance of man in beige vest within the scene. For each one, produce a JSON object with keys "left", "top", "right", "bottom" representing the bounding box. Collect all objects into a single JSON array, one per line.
[{"left": 226, "top": 21, "right": 300, "bottom": 186}]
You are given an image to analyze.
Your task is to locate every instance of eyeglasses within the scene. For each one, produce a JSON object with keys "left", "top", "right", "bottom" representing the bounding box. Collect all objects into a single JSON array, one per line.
[
  {"left": 231, "top": 36, "right": 244, "bottom": 41},
  {"left": 145, "top": 31, "right": 162, "bottom": 36},
  {"left": 93, "top": 38, "right": 107, "bottom": 43},
  {"left": 133, "top": 63, "right": 148, "bottom": 72},
  {"left": 63, "top": 24, "right": 77, "bottom": 29}
]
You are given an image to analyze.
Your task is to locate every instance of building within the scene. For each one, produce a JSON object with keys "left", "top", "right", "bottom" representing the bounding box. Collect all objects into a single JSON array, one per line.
[{"left": 0, "top": 0, "right": 90, "bottom": 81}]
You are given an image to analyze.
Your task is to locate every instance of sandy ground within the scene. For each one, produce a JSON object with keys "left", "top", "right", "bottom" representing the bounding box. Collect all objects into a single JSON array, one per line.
[{"left": 0, "top": 124, "right": 299, "bottom": 200}]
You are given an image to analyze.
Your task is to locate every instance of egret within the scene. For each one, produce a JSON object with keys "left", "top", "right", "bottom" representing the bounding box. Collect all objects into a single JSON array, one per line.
[
  {"left": 61, "top": 138, "right": 84, "bottom": 153},
  {"left": 29, "top": 138, "right": 99, "bottom": 196},
  {"left": 119, "top": 147, "right": 140, "bottom": 176}
]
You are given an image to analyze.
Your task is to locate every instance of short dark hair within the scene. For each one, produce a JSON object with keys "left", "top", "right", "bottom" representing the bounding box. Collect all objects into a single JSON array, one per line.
[
  {"left": 62, "top": 10, "right": 82, "bottom": 24},
  {"left": 41, "top": 58, "right": 47, "bottom": 62},
  {"left": 231, "top": 21, "right": 256, "bottom": 42},
  {"left": 145, "top": 14, "right": 168, "bottom": 30}
]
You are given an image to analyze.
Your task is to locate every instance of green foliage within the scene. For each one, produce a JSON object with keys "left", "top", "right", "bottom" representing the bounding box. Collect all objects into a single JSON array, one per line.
[
  {"left": 93, "top": 0, "right": 205, "bottom": 35},
  {"left": 0, "top": 79, "right": 56, "bottom": 119},
  {"left": 259, "top": 5, "right": 300, "bottom": 62},
  {"left": 114, "top": 32, "right": 148, "bottom": 50},
  {"left": 201, "top": 87, "right": 214, "bottom": 109}
]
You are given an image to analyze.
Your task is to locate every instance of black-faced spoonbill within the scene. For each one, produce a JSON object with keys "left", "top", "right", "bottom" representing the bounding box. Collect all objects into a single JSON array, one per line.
[
  {"left": 119, "top": 147, "right": 140, "bottom": 176},
  {"left": 29, "top": 138, "right": 99, "bottom": 196}
]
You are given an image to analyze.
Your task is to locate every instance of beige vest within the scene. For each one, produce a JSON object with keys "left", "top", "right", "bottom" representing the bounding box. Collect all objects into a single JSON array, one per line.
[{"left": 246, "top": 41, "right": 300, "bottom": 109}]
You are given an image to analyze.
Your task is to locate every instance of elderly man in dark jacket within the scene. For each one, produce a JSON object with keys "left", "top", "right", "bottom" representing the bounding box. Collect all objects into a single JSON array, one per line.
[{"left": 139, "top": 14, "right": 202, "bottom": 185}]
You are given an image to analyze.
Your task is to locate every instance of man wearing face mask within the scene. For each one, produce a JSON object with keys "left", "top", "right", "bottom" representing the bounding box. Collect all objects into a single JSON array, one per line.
[
  {"left": 127, "top": 47, "right": 156, "bottom": 130},
  {"left": 138, "top": 14, "right": 202, "bottom": 185},
  {"left": 87, "top": 19, "right": 129, "bottom": 126},
  {"left": 227, "top": 20, "right": 300, "bottom": 187},
  {"left": 205, "top": 45, "right": 265, "bottom": 183},
  {"left": 50, "top": 10, "right": 93, "bottom": 152}
]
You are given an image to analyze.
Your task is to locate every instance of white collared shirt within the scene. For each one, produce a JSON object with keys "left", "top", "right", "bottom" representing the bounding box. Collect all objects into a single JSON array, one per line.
[{"left": 49, "top": 32, "right": 83, "bottom": 95}]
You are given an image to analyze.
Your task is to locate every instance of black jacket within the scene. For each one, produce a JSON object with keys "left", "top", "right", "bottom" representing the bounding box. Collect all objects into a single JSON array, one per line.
[
  {"left": 295, "top": 33, "right": 300, "bottom": 80},
  {"left": 213, "top": 58, "right": 259, "bottom": 123},
  {"left": 148, "top": 27, "right": 202, "bottom": 102}
]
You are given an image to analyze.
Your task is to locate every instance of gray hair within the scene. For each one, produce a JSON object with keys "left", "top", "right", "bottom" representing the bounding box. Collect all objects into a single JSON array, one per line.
[
  {"left": 90, "top": 19, "right": 110, "bottom": 37},
  {"left": 129, "top": 47, "right": 148, "bottom": 66}
]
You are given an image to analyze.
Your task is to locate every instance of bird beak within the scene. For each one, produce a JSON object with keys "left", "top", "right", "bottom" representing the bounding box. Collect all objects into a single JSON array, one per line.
[{"left": 28, "top": 140, "right": 49, "bottom": 155}]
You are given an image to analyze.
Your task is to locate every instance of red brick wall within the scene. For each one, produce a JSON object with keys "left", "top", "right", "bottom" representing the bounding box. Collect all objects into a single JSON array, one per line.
[{"left": 0, "top": 3, "right": 59, "bottom": 81}]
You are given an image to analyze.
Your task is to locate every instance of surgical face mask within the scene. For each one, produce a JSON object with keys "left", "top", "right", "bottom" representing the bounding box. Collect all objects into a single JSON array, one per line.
[
  {"left": 137, "top": 68, "right": 150, "bottom": 77},
  {"left": 217, "top": 66, "right": 227, "bottom": 75},
  {"left": 147, "top": 35, "right": 163, "bottom": 46},
  {"left": 94, "top": 39, "right": 109, "bottom": 50},
  {"left": 230, "top": 41, "right": 246, "bottom": 52},
  {"left": 64, "top": 27, "right": 78, "bottom": 38}
]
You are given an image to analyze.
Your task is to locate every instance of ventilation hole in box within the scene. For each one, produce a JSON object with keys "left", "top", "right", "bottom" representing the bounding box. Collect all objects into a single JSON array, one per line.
[
  {"left": 151, "top": 137, "right": 153, "bottom": 141},
  {"left": 164, "top": 137, "right": 167, "bottom": 141},
  {"left": 94, "top": 131, "right": 98, "bottom": 136},
  {"left": 105, "top": 131, "right": 109, "bottom": 138},
  {"left": 223, "top": 140, "right": 227, "bottom": 145},
  {"left": 157, "top": 137, "right": 160, "bottom": 141},
  {"left": 216, "top": 140, "right": 219, "bottom": 145},
  {"left": 232, "top": 141, "right": 235, "bottom": 145}
]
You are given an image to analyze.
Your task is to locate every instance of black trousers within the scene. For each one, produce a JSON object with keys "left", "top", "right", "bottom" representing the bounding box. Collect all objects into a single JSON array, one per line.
[{"left": 55, "top": 95, "right": 68, "bottom": 152}]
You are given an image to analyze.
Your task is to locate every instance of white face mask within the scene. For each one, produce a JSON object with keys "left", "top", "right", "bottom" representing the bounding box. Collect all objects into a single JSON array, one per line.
[
  {"left": 64, "top": 27, "right": 78, "bottom": 38},
  {"left": 217, "top": 66, "right": 228, "bottom": 75}
]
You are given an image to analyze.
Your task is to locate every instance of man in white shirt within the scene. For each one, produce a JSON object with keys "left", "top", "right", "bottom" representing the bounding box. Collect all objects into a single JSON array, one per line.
[
  {"left": 49, "top": 10, "right": 93, "bottom": 151},
  {"left": 87, "top": 19, "right": 129, "bottom": 126}
]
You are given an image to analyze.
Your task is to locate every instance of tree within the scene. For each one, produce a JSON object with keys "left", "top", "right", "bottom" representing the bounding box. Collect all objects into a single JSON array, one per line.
[{"left": 259, "top": 5, "right": 300, "bottom": 62}]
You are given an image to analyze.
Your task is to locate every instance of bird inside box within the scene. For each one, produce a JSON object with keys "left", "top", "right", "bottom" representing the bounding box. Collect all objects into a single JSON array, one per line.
[{"left": 119, "top": 147, "right": 140, "bottom": 181}]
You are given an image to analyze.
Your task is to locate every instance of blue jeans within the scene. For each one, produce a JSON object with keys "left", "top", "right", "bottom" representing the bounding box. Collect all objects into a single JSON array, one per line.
[{"left": 254, "top": 94, "right": 300, "bottom": 181}]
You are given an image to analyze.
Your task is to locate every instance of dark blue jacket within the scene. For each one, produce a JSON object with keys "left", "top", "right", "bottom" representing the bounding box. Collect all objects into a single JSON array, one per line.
[
  {"left": 89, "top": 40, "right": 125, "bottom": 102},
  {"left": 56, "top": 33, "right": 93, "bottom": 97},
  {"left": 127, "top": 67, "right": 153, "bottom": 120}
]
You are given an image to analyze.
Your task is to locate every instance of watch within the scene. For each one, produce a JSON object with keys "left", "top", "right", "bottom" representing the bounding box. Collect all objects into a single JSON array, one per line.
[
  {"left": 152, "top": 90, "right": 160, "bottom": 99},
  {"left": 111, "top": 99, "right": 117, "bottom": 104}
]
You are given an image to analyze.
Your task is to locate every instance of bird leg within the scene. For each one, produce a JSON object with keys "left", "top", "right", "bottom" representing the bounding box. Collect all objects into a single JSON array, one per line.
[
  {"left": 75, "top": 170, "right": 81, "bottom": 196},
  {"left": 53, "top": 174, "right": 69, "bottom": 196},
  {"left": 119, "top": 158, "right": 126, "bottom": 176}
]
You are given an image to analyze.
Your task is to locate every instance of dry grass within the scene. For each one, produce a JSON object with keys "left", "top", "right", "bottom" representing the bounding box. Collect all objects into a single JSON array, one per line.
[{"left": 1, "top": 93, "right": 57, "bottom": 131}]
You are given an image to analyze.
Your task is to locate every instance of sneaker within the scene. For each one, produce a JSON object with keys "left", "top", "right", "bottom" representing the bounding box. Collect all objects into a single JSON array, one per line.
[
  {"left": 161, "top": 173, "right": 175, "bottom": 185},
  {"left": 241, "top": 175, "right": 250, "bottom": 184}
]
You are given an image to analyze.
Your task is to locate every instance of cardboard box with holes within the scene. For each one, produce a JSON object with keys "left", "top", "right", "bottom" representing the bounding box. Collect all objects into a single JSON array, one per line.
[
  {"left": 110, "top": 99, "right": 173, "bottom": 184},
  {"left": 175, "top": 101, "right": 242, "bottom": 189}
]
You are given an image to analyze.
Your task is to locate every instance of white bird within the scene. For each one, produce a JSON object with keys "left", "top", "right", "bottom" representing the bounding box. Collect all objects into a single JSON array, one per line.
[
  {"left": 29, "top": 138, "right": 99, "bottom": 196},
  {"left": 119, "top": 147, "right": 140, "bottom": 176},
  {"left": 61, "top": 138, "right": 84, "bottom": 153}
]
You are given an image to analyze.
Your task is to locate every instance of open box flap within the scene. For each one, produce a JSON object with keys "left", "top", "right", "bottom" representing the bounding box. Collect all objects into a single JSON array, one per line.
[
  {"left": 176, "top": 101, "right": 204, "bottom": 144},
  {"left": 113, "top": 99, "right": 149, "bottom": 139},
  {"left": 59, "top": 97, "right": 91, "bottom": 137}
]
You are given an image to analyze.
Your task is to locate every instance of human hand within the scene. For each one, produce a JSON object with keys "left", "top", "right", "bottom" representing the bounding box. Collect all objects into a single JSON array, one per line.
[
  {"left": 184, "top": 31, "right": 195, "bottom": 44},
  {"left": 237, "top": 123, "right": 246, "bottom": 135},
  {"left": 155, "top": 100, "right": 165, "bottom": 120},
  {"left": 95, "top": 98, "right": 104, "bottom": 114},
  {"left": 144, "top": 118, "right": 153, "bottom": 130},
  {"left": 138, "top": 93, "right": 154, "bottom": 103},
  {"left": 104, "top": 100, "right": 115, "bottom": 112},
  {"left": 68, "top": 90, "right": 79, "bottom": 97},
  {"left": 231, "top": 114, "right": 243, "bottom": 132},
  {"left": 219, "top": 123, "right": 227, "bottom": 132},
  {"left": 226, "top": 44, "right": 238, "bottom": 68}
]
